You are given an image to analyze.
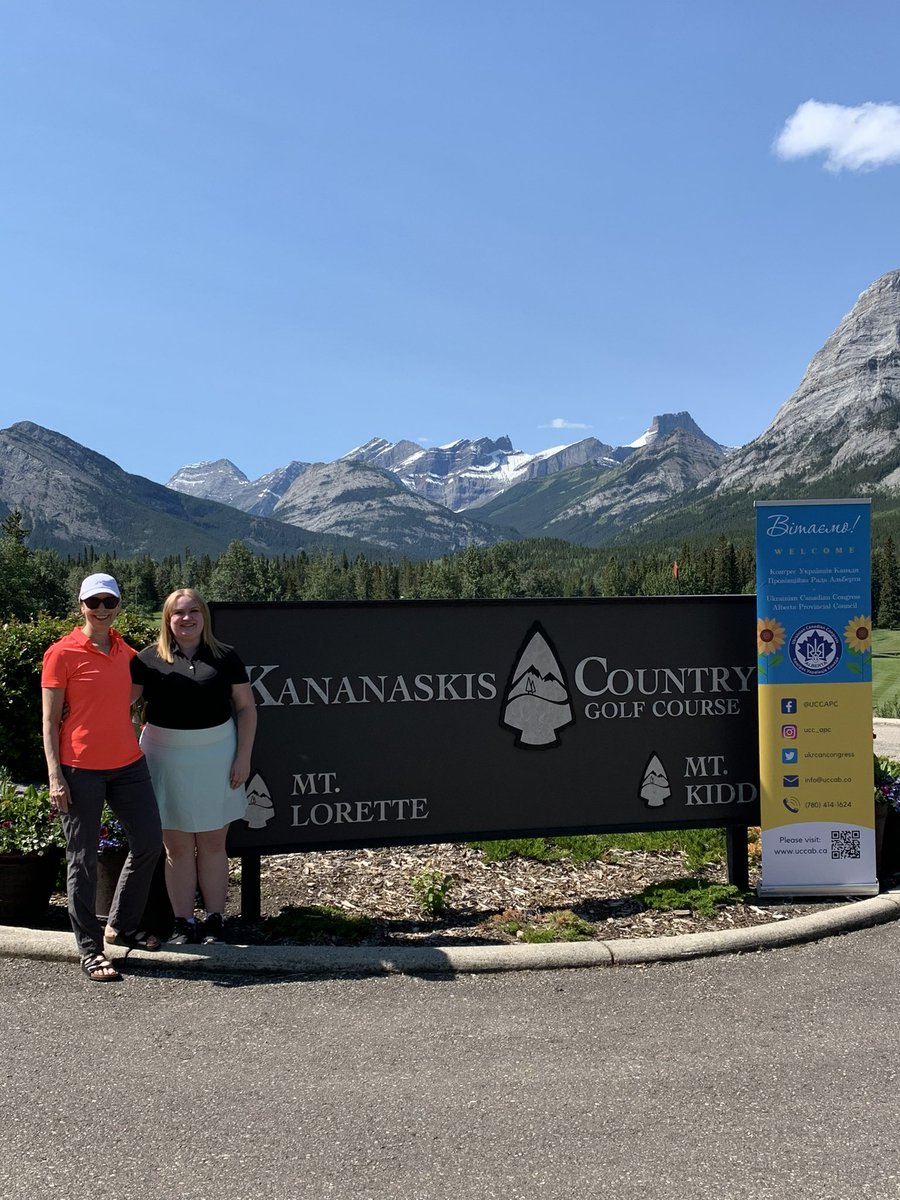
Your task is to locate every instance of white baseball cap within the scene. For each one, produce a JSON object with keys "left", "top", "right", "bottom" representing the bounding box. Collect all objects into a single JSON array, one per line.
[{"left": 79, "top": 573, "right": 121, "bottom": 601}]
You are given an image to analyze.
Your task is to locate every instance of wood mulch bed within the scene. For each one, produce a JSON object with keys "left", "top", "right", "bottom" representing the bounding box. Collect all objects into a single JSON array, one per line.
[
  {"left": 35, "top": 842, "right": 865, "bottom": 945},
  {"left": 219, "top": 842, "right": 854, "bottom": 946}
]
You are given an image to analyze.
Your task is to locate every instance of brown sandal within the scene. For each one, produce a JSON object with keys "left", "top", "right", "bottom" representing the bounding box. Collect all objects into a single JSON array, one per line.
[{"left": 81, "top": 954, "right": 122, "bottom": 982}]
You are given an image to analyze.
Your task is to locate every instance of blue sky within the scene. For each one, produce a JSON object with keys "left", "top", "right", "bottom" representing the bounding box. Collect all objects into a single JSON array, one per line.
[{"left": 3, "top": 1, "right": 900, "bottom": 485}]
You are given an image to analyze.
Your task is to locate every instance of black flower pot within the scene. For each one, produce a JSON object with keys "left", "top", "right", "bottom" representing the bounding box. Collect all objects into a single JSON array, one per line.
[
  {"left": 0, "top": 851, "right": 61, "bottom": 926},
  {"left": 880, "top": 808, "right": 900, "bottom": 881}
]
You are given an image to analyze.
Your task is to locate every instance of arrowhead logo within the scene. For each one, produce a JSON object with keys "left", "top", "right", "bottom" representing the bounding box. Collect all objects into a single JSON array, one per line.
[
  {"left": 639, "top": 753, "right": 671, "bottom": 808},
  {"left": 501, "top": 623, "right": 574, "bottom": 748},
  {"left": 244, "top": 772, "right": 275, "bottom": 828}
]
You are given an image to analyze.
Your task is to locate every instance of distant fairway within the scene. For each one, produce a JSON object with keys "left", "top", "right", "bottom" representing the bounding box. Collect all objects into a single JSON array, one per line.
[{"left": 874, "top": 629, "right": 900, "bottom": 714}]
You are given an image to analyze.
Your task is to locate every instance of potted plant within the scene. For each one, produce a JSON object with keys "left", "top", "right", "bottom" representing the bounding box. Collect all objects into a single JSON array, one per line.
[{"left": 0, "top": 769, "right": 65, "bottom": 924}]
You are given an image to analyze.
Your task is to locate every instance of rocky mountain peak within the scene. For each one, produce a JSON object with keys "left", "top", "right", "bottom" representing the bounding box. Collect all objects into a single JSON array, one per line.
[
  {"left": 716, "top": 266, "right": 900, "bottom": 493},
  {"left": 167, "top": 458, "right": 309, "bottom": 515},
  {"left": 628, "top": 411, "right": 724, "bottom": 452},
  {"left": 167, "top": 459, "right": 251, "bottom": 505},
  {"left": 271, "top": 459, "right": 511, "bottom": 553}
]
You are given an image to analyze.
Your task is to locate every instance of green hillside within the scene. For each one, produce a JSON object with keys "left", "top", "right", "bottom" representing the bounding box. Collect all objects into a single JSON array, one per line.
[
  {"left": 476, "top": 462, "right": 620, "bottom": 538},
  {"left": 874, "top": 629, "right": 900, "bottom": 713}
]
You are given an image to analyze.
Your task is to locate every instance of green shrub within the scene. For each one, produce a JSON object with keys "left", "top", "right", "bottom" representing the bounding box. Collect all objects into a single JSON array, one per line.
[
  {"left": 498, "top": 908, "right": 595, "bottom": 942},
  {"left": 639, "top": 878, "right": 745, "bottom": 917},
  {"left": 0, "top": 616, "right": 71, "bottom": 782},
  {"left": 0, "top": 770, "right": 64, "bottom": 855},
  {"left": 409, "top": 868, "right": 455, "bottom": 917}
]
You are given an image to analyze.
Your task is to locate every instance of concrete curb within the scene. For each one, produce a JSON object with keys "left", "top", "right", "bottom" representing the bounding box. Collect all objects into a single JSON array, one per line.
[{"left": 3, "top": 893, "right": 900, "bottom": 976}]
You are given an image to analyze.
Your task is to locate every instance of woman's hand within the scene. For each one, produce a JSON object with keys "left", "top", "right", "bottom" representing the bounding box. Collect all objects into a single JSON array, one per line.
[
  {"left": 42, "top": 687, "right": 70, "bottom": 813},
  {"left": 230, "top": 753, "right": 251, "bottom": 790},
  {"left": 49, "top": 771, "right": 71, "bottom": 815},
  {"left": 230, "top": 682, "right": 257, "bottom": 791}
]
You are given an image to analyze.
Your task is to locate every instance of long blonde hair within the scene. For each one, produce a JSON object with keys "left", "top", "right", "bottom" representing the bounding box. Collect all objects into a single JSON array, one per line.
[{"left": 156, "top": 588, "right": 228, "bottom": 663}]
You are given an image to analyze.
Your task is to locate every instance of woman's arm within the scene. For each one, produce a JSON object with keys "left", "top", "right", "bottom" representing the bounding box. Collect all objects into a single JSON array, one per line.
[
  {"left": 230, "top": 682, "right": 257, "bottom": 789},
  {"left": 41, "top": 687, "right": 71, "bottom": 814}
]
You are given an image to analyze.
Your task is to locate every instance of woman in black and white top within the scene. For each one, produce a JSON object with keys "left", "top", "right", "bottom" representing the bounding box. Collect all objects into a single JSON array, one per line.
[{"left": 131, "top": 589, "right": 257, "bottom": 944}]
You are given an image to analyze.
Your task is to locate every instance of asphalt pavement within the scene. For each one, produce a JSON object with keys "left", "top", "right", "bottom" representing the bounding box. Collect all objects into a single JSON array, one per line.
[
  {"left": 874, "top": 715, "right": 900, "bottom": 758},
  {"left": 4, "top": 921, "right": 900, "bottom": 1200}
]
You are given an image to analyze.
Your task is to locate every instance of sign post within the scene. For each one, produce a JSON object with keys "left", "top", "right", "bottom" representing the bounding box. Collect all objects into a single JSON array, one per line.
[{"left": 755, "top": 499, "right": 875, "bottom": 896}]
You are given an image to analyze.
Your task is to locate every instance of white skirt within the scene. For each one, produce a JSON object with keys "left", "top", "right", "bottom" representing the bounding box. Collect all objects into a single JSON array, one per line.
[{"left": 140, "top": 720, "right": 247, "bottom": 834}]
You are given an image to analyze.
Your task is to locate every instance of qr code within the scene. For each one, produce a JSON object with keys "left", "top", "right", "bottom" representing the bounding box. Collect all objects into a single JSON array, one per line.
[{"left": 831, "top": 829, "right": 861, "bottom": 859}]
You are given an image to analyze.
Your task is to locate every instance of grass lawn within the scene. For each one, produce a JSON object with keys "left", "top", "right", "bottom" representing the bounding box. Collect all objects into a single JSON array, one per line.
[
  {"left": 470, "top": 827, "right": 731, "bottom": 870},
  {"left": 874, "top": 629, "right": 900, "bottom": 714}
]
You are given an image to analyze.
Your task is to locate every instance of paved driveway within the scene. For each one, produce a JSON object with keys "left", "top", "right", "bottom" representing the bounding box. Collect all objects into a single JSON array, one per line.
[
  {"left": 874, "top": 717, "right": 900, "bottom": 760},
  {"left": 3, "top": 919, "right": 900, "bottom": 1200}
]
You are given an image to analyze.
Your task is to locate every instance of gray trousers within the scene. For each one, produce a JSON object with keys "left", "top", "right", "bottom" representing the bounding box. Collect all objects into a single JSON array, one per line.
[{"left": 60, "top": 757, "right": 163, "bottom": 957}]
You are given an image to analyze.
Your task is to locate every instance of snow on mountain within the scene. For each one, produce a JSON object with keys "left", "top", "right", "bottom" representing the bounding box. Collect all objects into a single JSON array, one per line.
[{"left": 168, "top": 414, "right": 722, "bottom": 525}]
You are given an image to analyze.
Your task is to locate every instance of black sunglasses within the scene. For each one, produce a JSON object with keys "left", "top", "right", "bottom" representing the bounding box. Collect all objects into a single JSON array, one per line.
[{"left": 82, "top": 595, "right": 120, "bottom": 610}]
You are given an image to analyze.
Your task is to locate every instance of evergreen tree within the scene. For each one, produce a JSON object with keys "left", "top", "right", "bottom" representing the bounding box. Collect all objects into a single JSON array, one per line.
[
  {"left": 0, "top": 511, "right": 69, "bottom": 618},
  {"left": 876, "top": 536, "right": 900, "bottom": 628},
  {"left": 600, "top": 556, "right": 623, "bottom": 597},
  {"left": 207, "top": 541, "right": 268, "bottom": 601},
  {"left": 0, "top": 511, "right": 32, "bottom": 618},
  {"left": 459, "top": 544, "right": 486, "bottom": 598},
  {"left": 711, "top": 535, "right": 740, "bottom": 594}
]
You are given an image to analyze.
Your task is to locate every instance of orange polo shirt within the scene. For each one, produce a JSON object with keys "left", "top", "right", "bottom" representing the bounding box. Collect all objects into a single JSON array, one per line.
[{"left": 41, "top": 626, "right": 142, "bottom": 770}]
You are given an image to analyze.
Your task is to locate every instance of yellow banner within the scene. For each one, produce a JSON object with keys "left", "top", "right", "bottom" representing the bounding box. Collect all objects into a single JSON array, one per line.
[
  {"left": 759, "top": 684, "right": 873, "bottom": 829},
  {"left": 756, "top": 500, "right": 875, "bottom": 895}
]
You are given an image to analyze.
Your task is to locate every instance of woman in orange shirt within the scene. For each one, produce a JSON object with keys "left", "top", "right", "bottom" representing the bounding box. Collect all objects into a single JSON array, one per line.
[{"left": 41, "top": 573, "right": 163, "bottom": 981}]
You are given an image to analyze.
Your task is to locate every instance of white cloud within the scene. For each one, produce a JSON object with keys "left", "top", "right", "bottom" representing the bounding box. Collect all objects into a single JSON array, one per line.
[
  {"left": 538, "top": 417, "right": 592, "bottom": 430},
  {"left": 774, "top": 100, "right": 900, "bottom": 172}
]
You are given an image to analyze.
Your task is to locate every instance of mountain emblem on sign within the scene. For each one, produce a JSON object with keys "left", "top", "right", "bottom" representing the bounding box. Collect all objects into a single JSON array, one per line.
[
  {"left": 501, "top": 623, "right": 574, "bottom": 748},
  {"left": 244, "top": 772, "right": 275, "bottom": 829},
  {"left": 639, "top": 753, "right": 671, "bottom": 808}
]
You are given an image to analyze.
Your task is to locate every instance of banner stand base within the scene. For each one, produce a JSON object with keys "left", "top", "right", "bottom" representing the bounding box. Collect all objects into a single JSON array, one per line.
[{"left": 758, "top": 881, "right": 880, "bottom": 898}]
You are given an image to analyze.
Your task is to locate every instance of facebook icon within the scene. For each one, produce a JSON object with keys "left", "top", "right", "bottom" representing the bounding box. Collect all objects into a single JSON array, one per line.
[{"left": 781, "top": 698, "right": 797, "bottom": 714}]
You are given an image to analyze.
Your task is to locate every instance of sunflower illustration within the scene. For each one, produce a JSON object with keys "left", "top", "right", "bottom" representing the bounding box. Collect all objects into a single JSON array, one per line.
[
  {"left": 844, "top": 615, "right": 872, "bottom": 654},
  {"left": 757, "top": 617, "right": 785, "bottom": 656}
]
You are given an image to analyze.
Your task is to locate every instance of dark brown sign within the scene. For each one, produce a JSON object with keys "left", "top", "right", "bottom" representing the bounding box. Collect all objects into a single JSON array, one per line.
[{"left": 213, "top": 597, "right": 760, "bottom": 854}]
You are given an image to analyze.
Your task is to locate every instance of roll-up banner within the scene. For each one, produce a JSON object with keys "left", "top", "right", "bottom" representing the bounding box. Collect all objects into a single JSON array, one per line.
[{"left": 755, "top": 499, "right": 875, "bottom": 896}]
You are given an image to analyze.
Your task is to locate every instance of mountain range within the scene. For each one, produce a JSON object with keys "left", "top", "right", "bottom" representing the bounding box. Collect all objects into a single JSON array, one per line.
[
  {"left": 0, "top": 422, "right": 376, "bottom": 560},
  {"left": 167, "top": 411, "right": 723, "bottom": 518},
  {"left": 3, "top": 268, "right": 900, "bottom": 558}
]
